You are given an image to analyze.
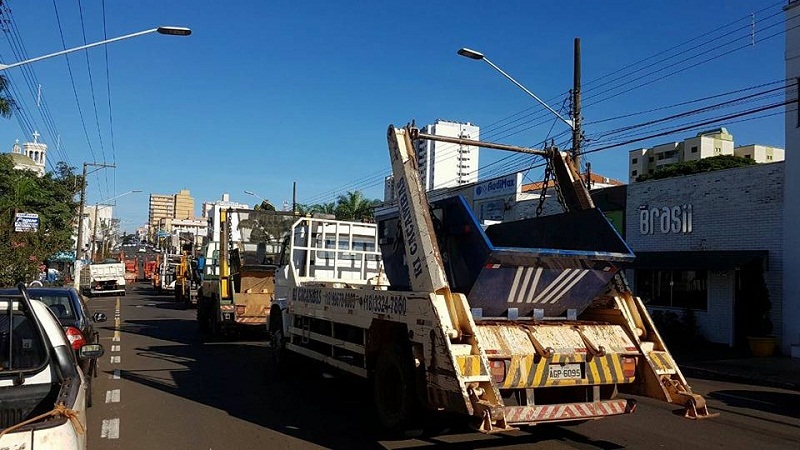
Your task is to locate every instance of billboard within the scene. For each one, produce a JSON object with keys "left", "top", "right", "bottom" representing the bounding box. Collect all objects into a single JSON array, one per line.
[
  {"left": 473, "top": 173, "right": 521, "bottom": 200},
  {"left": 14, "top": 212, "right": 39, "bottom": 232}
]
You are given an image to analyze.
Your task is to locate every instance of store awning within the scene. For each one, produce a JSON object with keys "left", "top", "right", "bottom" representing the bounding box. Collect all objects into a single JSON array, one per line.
[{"left": 627, "top": 250, "right": 768, "bottom": 271}]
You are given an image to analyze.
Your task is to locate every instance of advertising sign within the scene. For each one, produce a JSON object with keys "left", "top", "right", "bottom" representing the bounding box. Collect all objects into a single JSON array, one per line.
[
  {"left": 473, "top": 173, "right": 521, "bottom": 200},
  {"left": 14, "top": 212, "right": 39, "bottom": 232}
]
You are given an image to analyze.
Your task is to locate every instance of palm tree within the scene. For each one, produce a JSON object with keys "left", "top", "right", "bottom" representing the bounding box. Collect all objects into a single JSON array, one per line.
[
  {"left": 310, "top": 202, "right": 336, "bottom": 215},
  {"left": 334, "top": 191, "right": 378, "bottom": 222},
  {"left": 0, "top": 75, "right": 16, "bottom": 118}
]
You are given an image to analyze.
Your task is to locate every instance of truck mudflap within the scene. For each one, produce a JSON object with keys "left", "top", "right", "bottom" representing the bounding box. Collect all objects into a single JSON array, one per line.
[{"left": 503, "top": 398, "right": 636, "bottom": 425}]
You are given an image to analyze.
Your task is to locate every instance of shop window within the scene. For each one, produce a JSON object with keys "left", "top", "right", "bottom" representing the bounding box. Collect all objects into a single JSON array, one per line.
[{"left": 635, "top": 269, "right": 708, "bottom": 310}]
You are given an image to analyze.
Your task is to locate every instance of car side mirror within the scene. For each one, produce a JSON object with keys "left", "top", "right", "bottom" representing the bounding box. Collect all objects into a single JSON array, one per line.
[
  {"left": 93, "top": 312, "right": 108, "bottom": 323},
  {"left": 79, "top": 343, "right": 105, "bottom": 359}
]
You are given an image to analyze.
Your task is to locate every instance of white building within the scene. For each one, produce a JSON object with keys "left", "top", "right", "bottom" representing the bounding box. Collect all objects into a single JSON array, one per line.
[
  {"left": 783, "top": 0, "right": 800, "bottom": 358},
  {"left": 628, "top": 128, "right": 783, "bottom": 182},
  {"left": 6, "top": 132, "right": 47, "bottom": 177},
  {"left": 416, "top": 120, "right": 479, "bottom": 191}
]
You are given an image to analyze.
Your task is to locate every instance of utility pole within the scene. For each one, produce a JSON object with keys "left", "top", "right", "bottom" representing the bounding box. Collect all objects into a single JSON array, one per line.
[
  {"left": 292, "top": 181, "right": 297, "bottom": 214},
  {"left": 73, "top": 162, "right": 115, "bottom": 289},
  {"left": 571, "top": 37, "right": 583, "bottom": 182}
]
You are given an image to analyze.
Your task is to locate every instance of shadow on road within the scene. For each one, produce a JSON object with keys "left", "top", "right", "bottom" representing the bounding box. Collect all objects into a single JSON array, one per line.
[
  {"left": 109, "top": 317, "right": 625, "bottom": 449},
  {"left": 709, "top": 389, "right": 800, "bottom": 418}
]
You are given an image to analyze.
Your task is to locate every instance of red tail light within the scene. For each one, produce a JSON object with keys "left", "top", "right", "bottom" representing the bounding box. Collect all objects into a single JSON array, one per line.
[
  {"left": 622, "top": 357, "right": 637, "bottom": 378},
  {"left": 490, "top": 359, "right": 508, "bottom": 383},
  {"left": 64, "top": 326, "right": 87, "bottom": 350}
]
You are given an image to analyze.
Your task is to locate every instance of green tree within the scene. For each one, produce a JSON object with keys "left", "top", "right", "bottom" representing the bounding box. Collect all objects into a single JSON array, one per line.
[
  {"left": 0, "top": 158, "right": 81, "bottom": 286},
  {"left": 636, "top": 155, "right": 756, "bottom": 182},
  {"left": 0, "top": 75, "right": 16, "bottom": 118},
  {"left": 253, "top": 199, "right": 276, "bottom": 211},
  {"left": 310, "top": 201, "right": 336, "bottom": 215},
  {"left": 334, "top": 191, "right": 380, "bottom": 222}
]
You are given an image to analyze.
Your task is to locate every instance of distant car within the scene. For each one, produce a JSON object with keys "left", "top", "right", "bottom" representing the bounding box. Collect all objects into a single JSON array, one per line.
[
  {"left": 0, "top": 287, "right": 107, "bottom": 407},
  {"left": 0, "top": 284, "right": 103, "bottom": 449}
]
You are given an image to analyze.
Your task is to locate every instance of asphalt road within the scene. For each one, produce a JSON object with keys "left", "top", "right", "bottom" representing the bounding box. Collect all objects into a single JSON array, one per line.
[{"left": 86, "top": 285, "right": 800, "bottom": 449}]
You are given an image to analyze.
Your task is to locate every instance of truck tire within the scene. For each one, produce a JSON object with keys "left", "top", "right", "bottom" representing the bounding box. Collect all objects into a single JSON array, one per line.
[
  {"left": 267, "top": 309, "right": 292, "bottom": 376},
  {"left": 372, "top": 345, "right": 419, "bottom": 432}
]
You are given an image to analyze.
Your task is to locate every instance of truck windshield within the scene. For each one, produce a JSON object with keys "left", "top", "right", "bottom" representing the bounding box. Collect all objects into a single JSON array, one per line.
[{"left": 0, "top": 304, "right": 47, "bottom": 371}]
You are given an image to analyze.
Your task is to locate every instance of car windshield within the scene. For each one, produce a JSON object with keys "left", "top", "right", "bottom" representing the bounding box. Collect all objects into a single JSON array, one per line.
[
  {"left": 0, "top": 305, "right": 47, "bottom": 371},
  {"left": 30, "top": 294, "right": 76, "bottom": 320}
]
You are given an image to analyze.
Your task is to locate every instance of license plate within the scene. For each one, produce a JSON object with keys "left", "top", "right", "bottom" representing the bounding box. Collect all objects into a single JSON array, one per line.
[{"left": 548, "top": 363, "right": 582, "bottom": 380}]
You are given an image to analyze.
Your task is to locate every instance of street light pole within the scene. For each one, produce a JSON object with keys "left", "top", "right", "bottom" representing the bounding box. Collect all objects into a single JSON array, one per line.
[
  {"left": 74, "top": 162, "right": 115, "bottom": 289},
  {"left": 457, "top": 47, "right": 574, "bottom": 131},
  {"left": 0, "top": 26, "right": 191, "bottom": 71},
  {"left": 90, "top": 190, "right": 142, "bottom": 262}
]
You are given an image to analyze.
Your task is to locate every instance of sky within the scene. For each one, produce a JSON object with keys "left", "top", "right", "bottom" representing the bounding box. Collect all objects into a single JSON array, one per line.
[{"left": 0, "top": 0, "right": 791, "bottom": 232}]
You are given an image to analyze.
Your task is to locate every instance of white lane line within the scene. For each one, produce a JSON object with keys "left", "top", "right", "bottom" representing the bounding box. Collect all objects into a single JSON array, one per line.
[
  {"left": 110, "top": 356, "right": 120, "bottom": 364},
  {"left": 101, "top": 418, "right": 120, "bottom": 439},
  {"left": 108, "top": 369, "right": 120, "bottom": 380},
  {"left": 105, "top": 389, "right": 120, "bottom": 403},
  {"left": 111, "top": 345, "right": 120, "bottom": 352}
]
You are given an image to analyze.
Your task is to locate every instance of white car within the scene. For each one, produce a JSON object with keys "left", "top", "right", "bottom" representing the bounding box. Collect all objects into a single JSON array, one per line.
[{"left": 0, "top": 284, "right": 104, "bottom": 449}]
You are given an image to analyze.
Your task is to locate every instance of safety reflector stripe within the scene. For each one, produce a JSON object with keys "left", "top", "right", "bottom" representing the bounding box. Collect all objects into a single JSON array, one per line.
[
  {"left": 456, "top": 355, "right": 487, "bottom": 377},
  {"left": 502, "top": 354, "right": 635, "bottom": 388},
  {"left": 220, "top": 305, "right": 235, "bottom": 311},
  {"left": 648, "top": 351, "right": 677, "bottom": 375},
  {"left": 503, "top": 399, "right": 631, "bottom": 424}
]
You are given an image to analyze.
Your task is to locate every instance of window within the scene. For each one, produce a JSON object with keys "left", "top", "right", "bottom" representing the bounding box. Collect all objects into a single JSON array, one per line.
[
  {"left": 632, "top": 158, "right": 638, "bottom": 164},
  {"left": 631, "top": 170, "right": 638, "bottom": 176},
  {"left": 714, "top": 147, "right": 721, "bottom": 154},
  {"left": 691, "top": 146, "right": 698, "bottom": 153},
  {"left": 744, "top": 154, "right": 751, "bottom": 159},
  {"left": 636, "top": 269, "right": 708, "bottom": 310},
  {"left": 767, "top": 155, "right": 773, "bottom": 161},
  {"left": 649, "top": 157, "right": 655, "bottom": 162}
]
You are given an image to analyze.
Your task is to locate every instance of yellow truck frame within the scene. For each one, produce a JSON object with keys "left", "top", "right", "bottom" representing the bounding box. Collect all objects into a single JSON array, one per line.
[{"left": 269, "top": 125, "right": 714, "bottom": 433}]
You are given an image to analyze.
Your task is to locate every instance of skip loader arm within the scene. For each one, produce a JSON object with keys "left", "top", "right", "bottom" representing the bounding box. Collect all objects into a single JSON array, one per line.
[{"left": 388, "top": 125, "right": 512, "bottom": 432}]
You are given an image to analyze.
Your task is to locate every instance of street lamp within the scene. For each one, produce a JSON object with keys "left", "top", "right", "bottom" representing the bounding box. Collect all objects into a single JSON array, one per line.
[
  {"left": 244, "top": 190, "right": 268, "bottom": 203},
  {"left": 457, "top": 47, "right": 574, "bottom": 131},
  {"left": 0, "top": 26, "right": 191, "bottom": 71},
  {"left": 97, "top": 189, "right": 143, "bottom": 205}
]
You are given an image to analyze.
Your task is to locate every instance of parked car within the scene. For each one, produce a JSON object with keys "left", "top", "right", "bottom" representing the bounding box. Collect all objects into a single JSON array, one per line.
[
  {"left": 0, "top": 283, "right": 103, "bottom": 449},
  {"left": 0, "top": 287, "right": 107, "bottom": 407}
]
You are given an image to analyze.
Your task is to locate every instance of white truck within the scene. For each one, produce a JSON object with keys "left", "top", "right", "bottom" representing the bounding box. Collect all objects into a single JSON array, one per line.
[
  {"left": 267, "top": 125, "right": 714, "bottom": 433},
  {"left": 0, "top": 284, "right": 104, "bottom": 448},
  {"left": 80, "top": 261, "right": 126, "bottom": 297}
]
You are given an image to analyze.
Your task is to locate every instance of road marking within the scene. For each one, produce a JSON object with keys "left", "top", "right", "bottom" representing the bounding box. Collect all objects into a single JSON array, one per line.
[
  {"left": 112, "top": 345, "right": 120, "bottom": 352},
  {"left": 105, "top": 389, "right": 120, "bottom": 403},
  {"left": 101, "top": 418, "right": 120, "bottom": 439},
  {"left": 110, "top": 356, "right": 120, "bottom": 364},
  {"left": 109, "top": 369, "right": 120, "bottom": 380}
]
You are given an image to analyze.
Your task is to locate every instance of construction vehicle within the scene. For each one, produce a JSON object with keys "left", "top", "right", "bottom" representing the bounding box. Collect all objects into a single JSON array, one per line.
[
  {"left": 268, "top": 124, "right": 714, "bottom": 434},
  {"left": 197, "top": 206, "right": 296, "bottom": 338},
  {"left": 174, "top": 245, "right": 201, "bottom": 307}
]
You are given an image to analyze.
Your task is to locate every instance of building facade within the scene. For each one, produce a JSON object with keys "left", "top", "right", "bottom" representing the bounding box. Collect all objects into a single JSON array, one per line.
[
  {"left": 148, "top": 194, "right": 174, "bottom": 238},
  {"left": 628, "top": 128, "right": 783, "bottom": 182},
  {"left": 625, "top": 163, "right": 784, "bottom": 349},
  {"left": 416, "top": 120, "right": 480, "bottom": 191},
  {"left": 783, "top": 0, "right": 800, "bottom": 357},
  {"left": 174, "top": 189, "right": 195, "bottom": 220}
]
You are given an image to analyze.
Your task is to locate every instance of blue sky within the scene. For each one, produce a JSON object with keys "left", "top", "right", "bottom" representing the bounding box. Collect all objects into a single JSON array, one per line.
[{"left": 0, "top": 1, "right": 789, "bottom": 231}]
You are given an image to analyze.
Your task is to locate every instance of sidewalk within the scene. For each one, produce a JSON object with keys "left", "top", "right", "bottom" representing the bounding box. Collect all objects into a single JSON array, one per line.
[{"left": 670, "top": 342, "right": 800, "bottom": 391}]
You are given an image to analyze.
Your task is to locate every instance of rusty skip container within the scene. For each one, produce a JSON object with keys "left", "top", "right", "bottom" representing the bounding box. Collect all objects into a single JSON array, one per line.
[{"left": 378, "top": 195, "right": 635, "bottom": 318}]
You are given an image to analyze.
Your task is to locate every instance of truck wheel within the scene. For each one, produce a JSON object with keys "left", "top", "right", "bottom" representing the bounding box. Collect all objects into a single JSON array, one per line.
[
  {"left": 267, "top": 310, "right": 293, "bottom": 376},
  {"left": 372, "top": 345, "right": 419, "bottom": 432},
  {"left": 198, "top": 301, "right": 209, "bottom": 334}
]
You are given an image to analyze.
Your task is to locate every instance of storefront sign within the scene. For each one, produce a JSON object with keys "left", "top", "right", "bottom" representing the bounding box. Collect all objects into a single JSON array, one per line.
[
  {"left": 14, "top": 212, "right": 39, "bottom": 232},
  {"left": 474, "top": 173, "right": 521, "bottom": 200},
  {"left": 639, "top": 204, "right": 693, "bottom": 235}
]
